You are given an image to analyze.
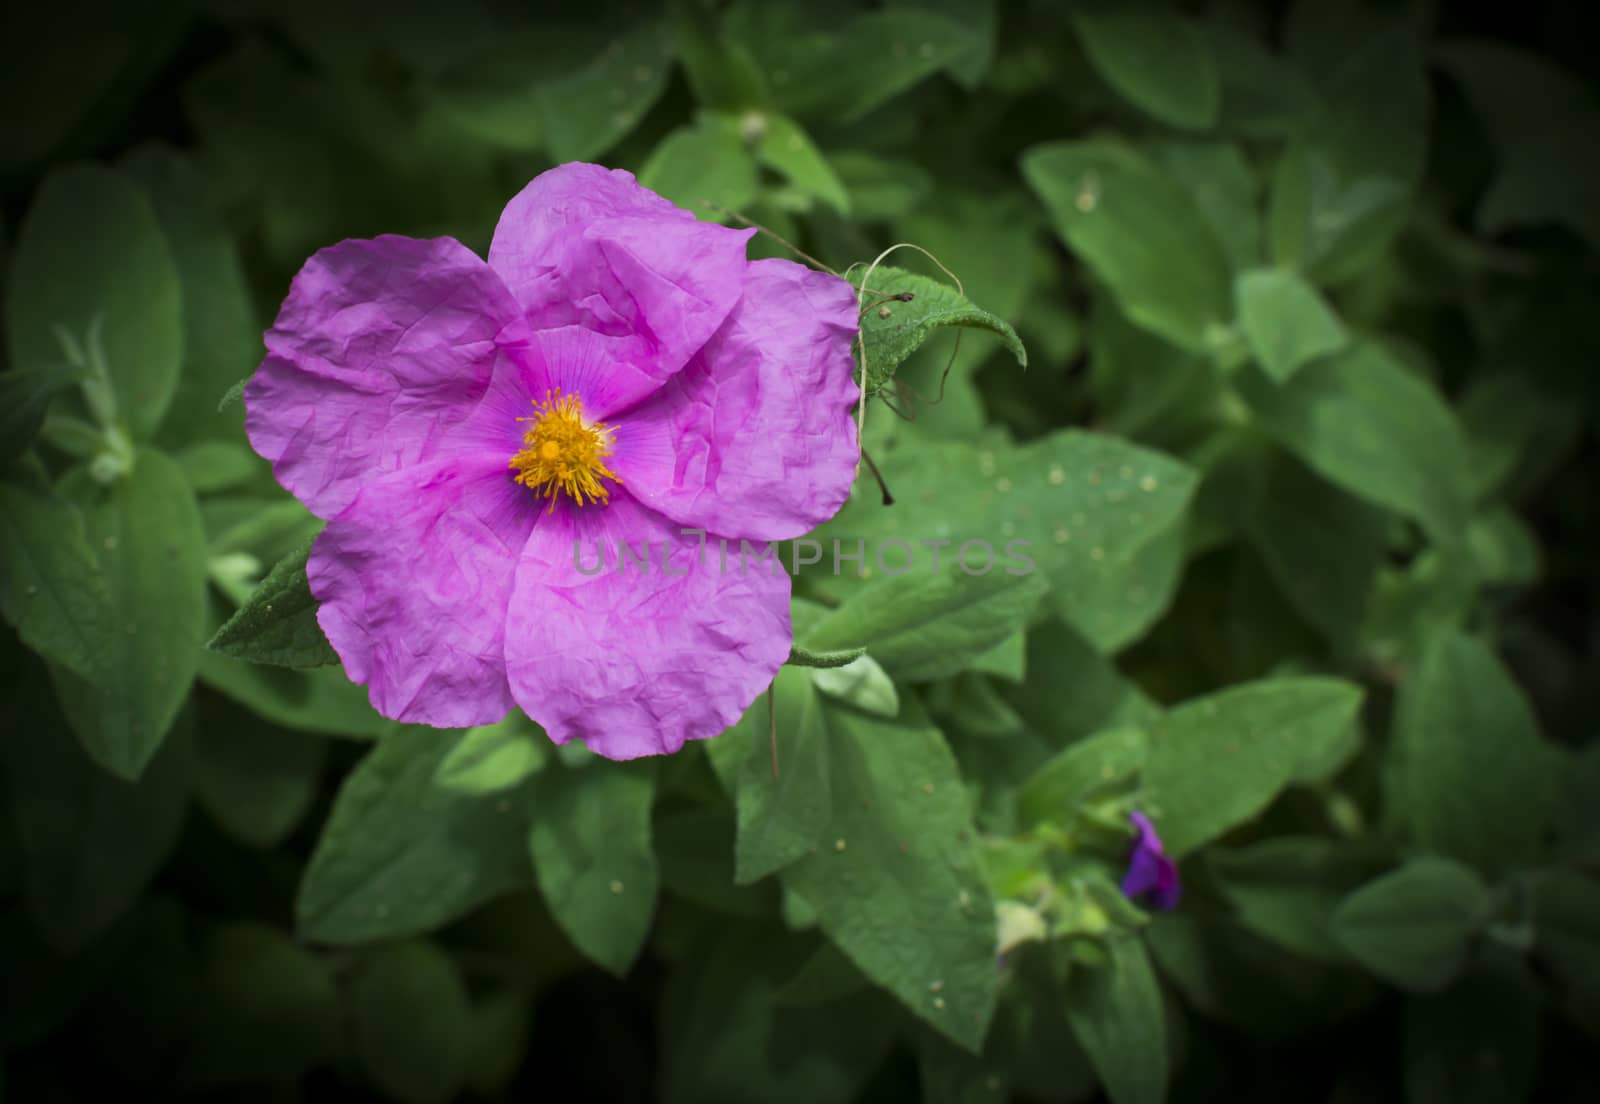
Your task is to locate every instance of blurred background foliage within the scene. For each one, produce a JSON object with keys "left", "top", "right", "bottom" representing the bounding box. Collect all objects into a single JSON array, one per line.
[{"left": 2, "top": 0, "right": 1599, "bottom": 1100}]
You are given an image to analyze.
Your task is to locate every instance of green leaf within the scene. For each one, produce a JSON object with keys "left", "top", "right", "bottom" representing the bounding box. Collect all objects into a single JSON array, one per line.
[
  {"left": 1144, "top": 677, "right": 1365, "bottom": 857},
  {"left": 1005, "top": 618, "right": 1160, "bottom": 747},
  {"left": 0, "top": 470, "right": 109, "bottom": 680},
  {"left": 1018, "top": 727, "right": 1149, "bottom": 829},
  {"left": 1151, "top": 141, "right": 1261, "bottom": 273},
  {"left": 120, "top": 146, "right": 261, "bottom": 449},
  {"left": 193, "top": 708, "right": 325, "bottom": 849},
  {"left": 6, "top": 163, "right": 182, "bottom": 439},
  {"left": 852, "top": 265, "right": 1026, "bottom": 394},
  {"left": 1023, "top": 140, "right": 1234, "bottom": 354},
  {"left": 831, "top": 152, "right": 932, "bottom": 219},
  {"left": 198, "top": 650, "right": 388, "bottom": 739},
  {"left": 1244, "top": 452, "right": 1389, "bottom": 651},
  {"left": 172, "top": 441, "right": 259, "bottom": 494},
  {"left": 1238, "top": 341, "right": 1472, "bottom": 545},
  {"left": 812, "top": 431, "right": 1197, "bottom": 654},
  {"left": 811, "top": 654, "right": 901, "bottom": 718},
  {"left": 297, "top": 729, "right": 534, "bottom": 944},
  {"left": 785, "top": 642, "right": 866, "bottom": 669},
  {"left": 433, "top": 711, "right": 547, "bottom": 797},
  {"left": 669, "top": 0, "right": 768, "bottom": 110},
  {"left": 0, "top": 366, "right": 75, "bottom": 465},
  {"left": 1207, "top": 24, "right": 1318, "bottom": 139},
  {"left": 1063, "top": 934, "right": 1167, "bottom": 1104},
  {"left": 638, "top": 119, "right": 758, "bottom": 223},
  {"left": 1235, "top": 268, "right": 1348, "bottom": 383},
  {"left": 1330, "top": 857, "right": 1489, "bottom": 991},
  {"left": 349, "top": 941, "right": 471, "bottom": 1104},
  {"left": 53, "top": 449, "right": 208, "bottom": 779},
  {"left": 534, "top": 21, "right": 673, "bottom": 161},
  {"left": 754, "top": 113, "right": 849, "bottom": 213},
  {"left": 1396, "top": 630, "right": 1560, "bottom": 875},
  {"left": 527, "top": 762, "right": 658, "bottom": 975},
  {"left": 1070, "top": 5, "right": 1218, "bottom": 130},
  {"left": 727, "top": 7, "right": 973, "bottom": 123},
  {"left": 1207, "top": 837, "right": 1384, "bottom": 963},
  {"left": 777, "top": 703, "right": 998, "bottom": 1051},
  {"left": 1268, "top": 31, "right": 1428, "bottom": 281},
  {"left": 207, "top": 536, "right": 338, "bottom": 669},
  {"left": 2, "top": 706, "right": 191, "bottom": 952},
  {"left": 711, "top": 666, "right": 832, "bottom": 885},
  {"left": 803, "top": 568, "right": 1047, "bottom": 684},
  {"left": 182, "top": 923, "right": 340, "bottom": 1086}
]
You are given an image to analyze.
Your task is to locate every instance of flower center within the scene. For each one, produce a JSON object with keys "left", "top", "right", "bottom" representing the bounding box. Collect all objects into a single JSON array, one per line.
[{"left": 509, "top": 390, "right": 620, "bottom": 508}]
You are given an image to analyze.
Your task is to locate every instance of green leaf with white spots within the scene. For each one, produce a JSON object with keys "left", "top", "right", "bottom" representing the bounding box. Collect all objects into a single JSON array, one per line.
[
  {"left": 1143, "top": 677, "right": 1365, "bottom": 857},
  {"left": 207, "top": 536, "right": 338, "bottom": 670},
  {"left": 52, "top": 449, "right": 208, "bottom": 780},
  {"left": 812, "top": 431, "right": 1197, "bottom": 654},
  {"left": 776, "top": 702, "right": 997, "bottom": 1051},
  {"left": 1023, "top": 140, "right": 1235, "bottom": 354},
  {"left": 851, "top": 265, "right": 1026, "bottom": 395},
  {"left": 6, "top": 163, "right": 182, "bottom": 439},
  {"left": 527, "top": 762, "right": 658, "bottom": 976},
  {"left": 297, "top": 728, "right": 535, "bottom": 944}
]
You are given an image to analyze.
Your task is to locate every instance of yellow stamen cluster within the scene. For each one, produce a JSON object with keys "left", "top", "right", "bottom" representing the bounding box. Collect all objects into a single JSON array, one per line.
[{"left": 509, "top": 390, "right": 619, "bottom": 508}]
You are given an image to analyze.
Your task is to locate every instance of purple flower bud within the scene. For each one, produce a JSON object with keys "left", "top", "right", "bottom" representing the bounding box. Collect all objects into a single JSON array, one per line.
[{"left": 1120, "top": 810, "right": 1181, "bottom": 910}]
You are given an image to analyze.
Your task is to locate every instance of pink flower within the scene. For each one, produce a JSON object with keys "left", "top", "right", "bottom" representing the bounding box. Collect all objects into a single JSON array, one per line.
[
  {"left": 1121, "top": 811, "right": 1181, "bottom": 910},
  {"left": 244, "top": 164, "right": 860, "bottom": 758}
]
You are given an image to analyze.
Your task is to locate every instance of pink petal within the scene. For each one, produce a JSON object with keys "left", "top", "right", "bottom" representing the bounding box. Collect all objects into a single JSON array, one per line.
[
  {"left": 487, "top": 163, "right": 755, "bottom": 418},
  {"left": 308, "top": 454, "right": 542, "bottom": 727},
  {"left": 503, "top": 493, "right": 791, "bottom": 759},
  {"left": 246, "top": 235, "right": 527, "bottom": 519},
  {"left": 610, "top": 259, "right": 860, "bottom": 541}
]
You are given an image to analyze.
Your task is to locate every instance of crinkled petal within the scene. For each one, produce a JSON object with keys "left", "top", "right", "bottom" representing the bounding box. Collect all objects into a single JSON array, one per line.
[
  {"left": 246, "top": 235, "right": 525, "bottom": 519},
  {"left": 610, "top": 259, "right": 860, "bottom": 541},
  {"left": 503, "top": 493, "right": 790, "bottom": 759},
  {"left": 488, "top": 163, "right": 755, "bottom": 418},
  {"left": 308, "top": 454, "right": 541, "bottom": 727}
]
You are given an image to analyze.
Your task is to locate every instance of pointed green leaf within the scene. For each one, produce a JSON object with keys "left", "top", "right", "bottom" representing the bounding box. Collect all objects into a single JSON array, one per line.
[
  {"left": 534, "top": 21, "right": 673, "bottom": 161},
  {"left": 1396, "top": 630, "right": 1560, "bottom": 874},
  {"left": 639, "top": 120, "right": 758, "bottom": 223},
  {"left": 193, "top": 708, "right": 325, "bottom": 849},
  {"left": 349, "top": 941, "right": 471, "bottom": 1104},
  {"left": 1235, "top": 268, "right": 1348, "bottom": 383},
  {"left": 0, "top": 470, "right": 109, "bottom": 680},
  {"left": 297, "top": 729, "right": 535, "bottom": 944},
  {"left": 207, "top": 535, "right": 338, "bottom": 669},
  {"left": 1024, "top": 140, "right": 1234, "bottom": 354},
  {"left": 754, "top": 113, "right": 849, "bottom": 212},
  {"left": 1019, "top": 727, "right": 1149, "bottom": 829},
  {"left": 1330, "top": 858, "right": 1488, "bottom": 991},
  {"left": 1064, "top": 935, "right": 1167, "bottom": 1104},
  {"left": 852, "top": 265, "right": 1026, "bottom": 394},
  {"left": 53, "top": 449, "right": 207, "bottom": 779},
  {"left": 433, "top": 711, "right": 547, "bottom": 796},
  {"left": 1070, "top": 5, "right": 1218, "bottom": 130},
  {"left": 1144, "top": 677, "right": 1365, "bottom": 857},
  {"left": 1238, "top": 341, "right": 1472, "bottom": 545},
  {"left": 6, "top": 163, "right": 182, "bottom": 439},
  {"left": 528, "top": 762, "right": 658, "bottom": 975},
  {"left": 786, "top": 642, "right": 867, "bottom": 669},
  {"left": 779, "top": 704, "right": 997, "bottom": 1051}
]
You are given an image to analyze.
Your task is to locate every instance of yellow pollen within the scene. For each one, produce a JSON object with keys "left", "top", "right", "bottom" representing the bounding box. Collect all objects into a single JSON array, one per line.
[{"left": 509, "top": 390, "right": 620, "bottom": 508}]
